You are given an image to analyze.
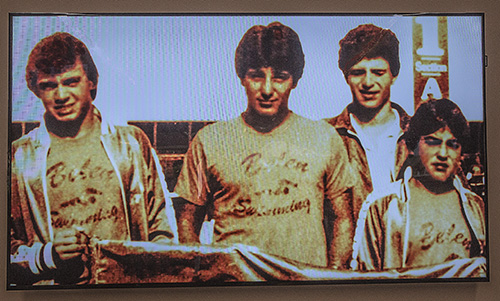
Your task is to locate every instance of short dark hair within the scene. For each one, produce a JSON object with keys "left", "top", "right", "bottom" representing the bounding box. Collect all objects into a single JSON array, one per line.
[
  {"left": 405, "top": 98, "right": 470, "bottom": 152},
  {"left": 338, "top": 24, "right": 400, "bottom": 78},
  {"left": 26, "top": 32, "right": 99, "bottom": 99},
  {"left": 235, "top": 22, "right": 305, "bottom": 86}
]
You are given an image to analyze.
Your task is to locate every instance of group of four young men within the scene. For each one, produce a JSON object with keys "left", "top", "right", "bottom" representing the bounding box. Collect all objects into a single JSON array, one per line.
[{"left": 10, "top": 21, "right": 486, "bottom": 285}]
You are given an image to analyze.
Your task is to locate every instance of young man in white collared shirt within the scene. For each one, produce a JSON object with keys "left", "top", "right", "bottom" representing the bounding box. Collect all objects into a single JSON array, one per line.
[{"left": 325, "top": 24, "right": 411, "bottom": 233}]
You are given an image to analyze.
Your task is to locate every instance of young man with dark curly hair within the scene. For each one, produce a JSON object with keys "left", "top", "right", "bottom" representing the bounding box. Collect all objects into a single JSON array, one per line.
[
  {"left": 351, "top": 98, "right": 486, "bottom": 273},
  {"left": 174, "top": 22, "right": 354, "bottom": 268},
  {"left": 10, "top": 32, "right": 177, "bottom": 285},
  {"left": 324, "top": 24, "right": 411, "bottom": 231}
]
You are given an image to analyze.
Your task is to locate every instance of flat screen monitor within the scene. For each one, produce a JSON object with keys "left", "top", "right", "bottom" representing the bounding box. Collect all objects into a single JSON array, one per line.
[{"left": 8, "top": 13, "right": 487, "bottom": 289}]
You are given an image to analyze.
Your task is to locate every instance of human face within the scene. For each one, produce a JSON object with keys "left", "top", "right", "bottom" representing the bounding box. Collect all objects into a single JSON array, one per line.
[
  {"left": 417, "top": 126, "right": 462, "bottom": 183},
  {"left": 241, "top": 67, "right": 295, "bottom": 118},
  {"left": 36, "top": 60, "right": 95, "bottom": 122},
  {"left": 346, "top": 57, "right": 396, "bottom": 109}
]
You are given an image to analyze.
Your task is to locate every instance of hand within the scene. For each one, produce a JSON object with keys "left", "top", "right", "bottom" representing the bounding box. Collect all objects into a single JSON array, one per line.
[{"left": 52, "top": 228, "right": 89, "bottom": 265}]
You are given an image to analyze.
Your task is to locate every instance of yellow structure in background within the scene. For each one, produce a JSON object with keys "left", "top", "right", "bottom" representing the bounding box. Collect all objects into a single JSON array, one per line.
[{"left": 413, "top": 16, "right": 449, "bottom": 107}]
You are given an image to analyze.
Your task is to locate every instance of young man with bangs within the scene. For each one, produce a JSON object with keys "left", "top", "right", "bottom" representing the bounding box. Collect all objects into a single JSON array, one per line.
[
  {"left": 10, "top": 32, "right": 177, "bottom": 285},
  {"left": 174, "top": 22, "right": 354, "bottom": 269},
  {"left": 324, "top": 24, "right": 411, "bottom": 236},
  {"left": 351, "top": 98, "right": 486, "bottom": 272}
]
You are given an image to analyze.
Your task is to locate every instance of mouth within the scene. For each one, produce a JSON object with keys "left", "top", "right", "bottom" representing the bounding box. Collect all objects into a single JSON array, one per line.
[
  {"left": 432, "top": 162, "right": 449, "bottom": 172},
  {"left": 258, "top": 100, "right": 276, "bottom": 109},
  {"left": 54, "top": 103, "right": 75, "bottom": 115},
  {"left": 360, "top": 90, "right": 379, "bottom": 100}
]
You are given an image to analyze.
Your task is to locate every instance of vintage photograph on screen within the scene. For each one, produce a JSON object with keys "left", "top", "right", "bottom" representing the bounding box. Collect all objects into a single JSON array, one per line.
[{"left": 8, "top": 13, "right": 487, "bottom": 289}]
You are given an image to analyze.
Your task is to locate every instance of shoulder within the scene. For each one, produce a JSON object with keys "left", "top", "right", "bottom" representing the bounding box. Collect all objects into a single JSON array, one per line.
[
  {"left": 365, "top": 181, "right": 404, "bottom": 214},
  {"left": 106, "top": 124, "right": 154, "bottom": 154},
  {"left": 323, "top": 115, "right": 341, "bottom": 128},
  {"left": 286, "top": 115, "right": 344, "bottom": 147},
  {"left": 390, "top": 102, "right": 411, "bottom": 129},
  {"left": 323, "top": 106, "right": 350, "bottom": 129},
  {"left": 390, "top": 102, "right": 409, "bottom": 115},
  {"left": 369, "top": 193, "right": 400, "bottom": 212},
  {"left": 291, "top": 114, "right": 337, "bottom": 135},
  {"left": 11, "top": 127, "right": 41, "bottom": 155},
  {"left": 194, "top": 117, "right": 241, "bottom": 141},
  {"left": 453, "top": 176, "right": 485, "bottom": 214},
  {"left": 12, "top": 133, "right": 33, "bottom": 150},
  {"left": 361, "top": 193, "right": 401, "bottom": 228},
  {"left": 462, "top": 189, "right": 486, "bottom": 215},
  {"left": 111, "top": 124, "right": 149, "bottom": 141}
]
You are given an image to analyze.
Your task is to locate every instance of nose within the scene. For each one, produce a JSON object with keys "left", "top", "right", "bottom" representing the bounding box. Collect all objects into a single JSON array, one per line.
[
  {"left": 362, "top": 73, "right": 375, "bottom": 88},
  {"left": 261, "top": 72, "right": 273, "bottom": 100},
  {"left": 54, "top": 85, "right": 69, "bottom": 103},
  {"left": 437, "top": 143, "right": 449, "bottom": 159}
]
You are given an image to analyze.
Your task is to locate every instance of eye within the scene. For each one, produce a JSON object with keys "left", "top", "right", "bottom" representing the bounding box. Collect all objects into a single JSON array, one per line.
[
  {"left": 63, "top": 77, "right": 81, "bottom": 87},
  {"left": 246, "top": 70, "right": 264, "bottom": 79},
  {"left": 349, "top": 69, "right": 365, "bottom": 76},
  {"left": 372, "top": 69, "right": 387, "bottom": 76},
  {"left": 273, "top": 72, "right": 291, "bottom": 81},
  {"left": 423, "top": 137, "right": 442, "bottom": 146},
  {"left": 38, "top": 82, "right": 57, "bottom": 91},
  {"left": 446, "top": 139, "right": 461, "bottom": 150}
]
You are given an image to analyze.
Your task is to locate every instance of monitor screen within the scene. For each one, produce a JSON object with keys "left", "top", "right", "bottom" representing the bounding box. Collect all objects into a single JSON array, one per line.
[{"left": 8, "top": 13, "right": 487, "bottom": 289}]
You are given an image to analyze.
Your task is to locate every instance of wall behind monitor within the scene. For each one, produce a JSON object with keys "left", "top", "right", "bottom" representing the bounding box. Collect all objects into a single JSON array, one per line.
[{"left": 1, "top": 0, "right": 499, "bottom": 300}]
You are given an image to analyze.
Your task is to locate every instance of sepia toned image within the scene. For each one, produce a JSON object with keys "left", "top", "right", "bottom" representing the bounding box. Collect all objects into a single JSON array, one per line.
[{"left": 8, "top": 13, "right": 487, "bottom": 289}]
